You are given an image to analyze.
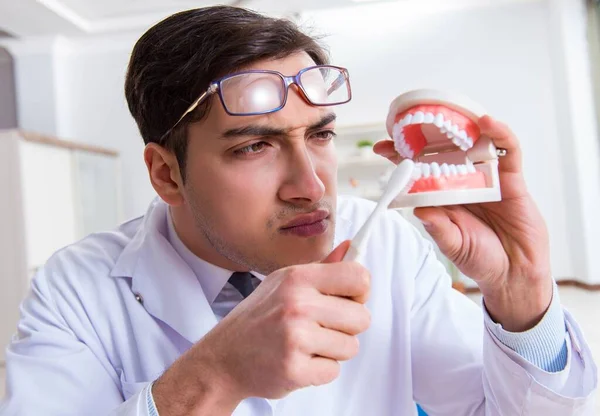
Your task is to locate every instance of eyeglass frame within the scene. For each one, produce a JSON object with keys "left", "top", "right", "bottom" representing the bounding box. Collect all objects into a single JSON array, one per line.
[{"left": 158, "top": 64, "right": 352, "bottom": 144}]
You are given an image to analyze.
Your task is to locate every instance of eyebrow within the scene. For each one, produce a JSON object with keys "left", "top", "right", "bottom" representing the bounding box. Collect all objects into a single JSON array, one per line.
[{"left": 220, "top": 112, "right": 337, "bottom": 139}]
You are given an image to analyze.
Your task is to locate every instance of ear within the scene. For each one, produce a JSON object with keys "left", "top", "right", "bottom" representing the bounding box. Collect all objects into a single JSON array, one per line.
[{"left": 144, "top": 143, "right": 185, "bottom": 206}]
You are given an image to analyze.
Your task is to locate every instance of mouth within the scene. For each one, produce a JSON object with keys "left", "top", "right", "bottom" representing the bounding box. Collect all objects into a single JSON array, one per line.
[
  {"left": 385, "top": 89, "right": 501, "bottom": 203},
  {"left": 280, "top": 209, "right": 330, "bottom": 237}
]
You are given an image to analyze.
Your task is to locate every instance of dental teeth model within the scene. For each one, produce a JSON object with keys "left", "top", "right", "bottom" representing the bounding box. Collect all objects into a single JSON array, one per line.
[{"left": 384, "top": 89, "right": 502, "bottom": 208}]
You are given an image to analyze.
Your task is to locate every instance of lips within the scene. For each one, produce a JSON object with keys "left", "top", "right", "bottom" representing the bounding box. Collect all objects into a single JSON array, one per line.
[{"left": 281, "top": 210, "right": 330, "bottom": 230}]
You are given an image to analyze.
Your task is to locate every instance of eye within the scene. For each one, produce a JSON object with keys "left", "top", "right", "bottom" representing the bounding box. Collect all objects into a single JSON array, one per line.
[
  {"left": 311, "top": 130, "right": 336, "bottom": 142},
  {"left": 234, "top": 141, "right": 270, "bottom": 156}
]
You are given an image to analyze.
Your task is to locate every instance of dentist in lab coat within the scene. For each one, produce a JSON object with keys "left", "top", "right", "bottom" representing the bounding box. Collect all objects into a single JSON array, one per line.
[{"left": 1, "top": 6, "right": 597, "bottom": 416}]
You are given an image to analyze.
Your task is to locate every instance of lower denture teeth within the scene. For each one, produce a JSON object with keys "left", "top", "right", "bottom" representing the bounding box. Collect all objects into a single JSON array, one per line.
[
  {"left": 467, "top": 163, "right": 476, "bottom": 173},
  {"left": 458, "top": 165, "right": 467, "bottom": 175},
  {"left": 422, "top": 164, "right": 431, "bottom": 178},
  {"left": 449, "top": 165, "right": 458, "bottom": 175},
  {"left": 431, "top": 162, "right": 441, "bottom": 177},
  {"left": 441, "top": 163, "right": 450, "bottom": 175}
]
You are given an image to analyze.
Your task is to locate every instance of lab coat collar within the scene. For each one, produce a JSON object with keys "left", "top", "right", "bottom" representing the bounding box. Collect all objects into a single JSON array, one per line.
[
  {"left": 111, "top": 197, "right": 217, "bottom": 344},
  {"left": 110, "top": 196, "right": 353, "bottom": 345}
]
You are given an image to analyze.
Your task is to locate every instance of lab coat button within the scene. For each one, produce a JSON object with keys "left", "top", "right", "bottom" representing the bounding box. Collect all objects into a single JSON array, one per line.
[{"left": 134, "top": 293, "right": 143, "bottom": 304}]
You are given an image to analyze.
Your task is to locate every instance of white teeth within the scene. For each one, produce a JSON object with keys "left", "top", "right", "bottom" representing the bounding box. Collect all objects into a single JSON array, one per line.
[
  {"left": 447, "top": 132, "right": 454, "bottom": 139},
  {"left": 413, "top": 112, "right": 425, "bottom": 124},
  {"left": 422, "top": 164, "right": 431, "bottom": 178},
  {"left": 400, "top": 114, "right": 413, "bottom": 127},
  {"left": 434, "top": 114, "right": 445, "bottom": 127},
  {"left": 467, "top": 163, "right": 476, "bottom": 173},
  {"left": 452, "top": 137, "right": 462, "bottom": 147},
  {"left": 424, "top": 113, "right": 435, "bottom": 124},
  {"left": 393, "top": 123, "right": 402, "bottom": 140},
  {"left": 449, "top": 165, "right": 458, "bottom": 175},
  {"left": 440, "top": 127, "right": 447, "bottom": 134},
  {"left": 441, "top": 163, "right": 450, "bottom": 176},
  {"left": 458, "top": 165, "right": 468, "bottom": 175},
  {"left": 451, "top": 125, "right": 459, "bottom": 136},
  {"left": 458, "top": 130, "right": 467, "bottom": 141},
  {"left": 466, "top": 137, "right": 473, "bottom": 147},
  {"left": 431, "top": 162, "right": 441, "bottom": 177},
  {"left": 443, "top": 120, "right": 452, "bottom": 130}
]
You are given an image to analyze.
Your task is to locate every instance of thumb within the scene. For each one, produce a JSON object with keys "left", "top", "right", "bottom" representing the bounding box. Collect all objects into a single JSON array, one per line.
[
  {"left": 322, "top": 240, "right": 351, "bottom": 263},
  {"left": 413, "top": 207, "right": 462, "bottom": 260}
]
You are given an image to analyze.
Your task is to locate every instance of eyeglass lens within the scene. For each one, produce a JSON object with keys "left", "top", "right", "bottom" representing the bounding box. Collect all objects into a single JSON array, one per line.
[{"left": 219, "top": 67, "right": 349, "bottom": 115}]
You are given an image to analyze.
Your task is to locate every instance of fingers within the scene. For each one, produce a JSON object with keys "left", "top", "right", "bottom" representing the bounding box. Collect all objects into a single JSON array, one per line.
[
  {"left": 301, "top": 261, "right": 370, "bottom": 303},
  {"left": 306, "top": 356, "right": 341, "bottom": 387},
  {"left": 413, "top": 207, "right": 463, "bottom": 261},
  {"left": 305, "top": 326, "right": 360, "bottom": 362},
  {"left": 372, "top": 140, "right": 403, "bottom": 164},
  {"left": 477, "top": 115, "right": 522, "bottom": 174},
  {"left": 313, "top": 295, "right": 371, "bottom": 335},
  {"left": 322, "top": 240, "right": 351, "bottom": 263}
]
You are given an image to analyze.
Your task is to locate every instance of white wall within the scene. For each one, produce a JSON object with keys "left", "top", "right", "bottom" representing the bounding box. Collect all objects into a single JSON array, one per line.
[
  {"left": 300, "top": 0, "right": 600, "bottom": 284},
  {"left": 2, "top": 0, "right": 599, "bottom": 282}
]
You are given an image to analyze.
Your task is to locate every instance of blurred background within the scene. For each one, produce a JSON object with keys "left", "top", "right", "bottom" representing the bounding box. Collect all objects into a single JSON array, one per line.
[{"left": 0, "top": 0, "right": 599, "bottom": 408}]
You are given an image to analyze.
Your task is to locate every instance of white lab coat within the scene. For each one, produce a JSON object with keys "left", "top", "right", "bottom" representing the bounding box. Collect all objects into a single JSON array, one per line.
[{"left": 0, "top": 196, "right": 597, "bottom": 416}]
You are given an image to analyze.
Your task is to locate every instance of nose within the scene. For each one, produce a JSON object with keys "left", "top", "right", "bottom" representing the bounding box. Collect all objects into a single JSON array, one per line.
[{"left": 278, "top": 145, "right": 326, "bottom": 205}]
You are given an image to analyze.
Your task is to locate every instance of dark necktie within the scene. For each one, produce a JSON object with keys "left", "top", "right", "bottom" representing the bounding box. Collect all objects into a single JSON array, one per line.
[{"left": 228, "top": 272, "right": 258, "bottom": 298}]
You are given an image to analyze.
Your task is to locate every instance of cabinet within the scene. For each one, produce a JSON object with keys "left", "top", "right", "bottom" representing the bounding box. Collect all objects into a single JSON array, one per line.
[{"left": 0, "top": 129, "right": 122, "bottom": 362}]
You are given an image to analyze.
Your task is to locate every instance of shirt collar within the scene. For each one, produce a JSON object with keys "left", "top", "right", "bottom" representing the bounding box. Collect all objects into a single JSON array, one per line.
[{"left": 165, "top": 209, "right": 265, "bottom": 304}]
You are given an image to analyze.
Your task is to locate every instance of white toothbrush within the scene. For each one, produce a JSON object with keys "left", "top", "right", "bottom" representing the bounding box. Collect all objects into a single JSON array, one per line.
[{"left": 343, "top": 159, "right": 417, "bottom": 262}]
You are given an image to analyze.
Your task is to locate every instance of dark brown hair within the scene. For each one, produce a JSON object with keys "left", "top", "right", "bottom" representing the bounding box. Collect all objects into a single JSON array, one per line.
[{"left": 124, "top": 6, "right": 329, "bottom": 180}]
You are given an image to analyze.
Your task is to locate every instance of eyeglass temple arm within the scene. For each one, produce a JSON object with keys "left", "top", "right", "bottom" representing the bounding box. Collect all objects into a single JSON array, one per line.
[{"left": 173, "top": 85, "right": 216, "bottom": 128}]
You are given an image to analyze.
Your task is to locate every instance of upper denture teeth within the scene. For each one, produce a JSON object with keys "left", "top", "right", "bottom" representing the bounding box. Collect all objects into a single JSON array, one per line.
[
  {"left": 451, "top": 125, "right": 460, "bottom": 136},
  {"left": 443, "top": 120, "right": 452, "bottom": 130},
  {"left": 431, "top": 162, "right": 441, "bottom": 177},
  {"left": 434, "top": 114, "right": 445, "bottom": 127},
  {"left": 413, "top": 112, "right": 425, "bottom": 124},
  {"left": 458, "top": 130, "right": 467, "bottom": 141},
  {"left": 400, "top": 114, "right": 413, "bottom": 127},
  {"left": 424, "top": 113, "right": 435, "bottom": 124},
  {"left": 452, "top": 137, "right": 462, "bottom": 147},
  {"left": 393, "top": 124, "right": 402, "bottom": 139}
]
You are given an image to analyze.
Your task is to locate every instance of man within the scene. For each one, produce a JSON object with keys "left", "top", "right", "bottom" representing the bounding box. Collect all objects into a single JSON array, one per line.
[{"left": 0, "top": 5, "right": 597, "bottom": 416}]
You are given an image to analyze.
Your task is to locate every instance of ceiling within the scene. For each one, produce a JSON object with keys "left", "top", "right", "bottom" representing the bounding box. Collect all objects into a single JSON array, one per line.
[
  {"left": 0, "top": 0, "right": 536, "bottom": 38},
  {"left": 0, "top": 0, "right": 388, "bottom": 37}
]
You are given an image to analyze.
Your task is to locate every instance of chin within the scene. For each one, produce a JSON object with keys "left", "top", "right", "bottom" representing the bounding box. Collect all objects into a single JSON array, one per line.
[{"left": 277, "top": 231, "right": 334, "bottom": 265}]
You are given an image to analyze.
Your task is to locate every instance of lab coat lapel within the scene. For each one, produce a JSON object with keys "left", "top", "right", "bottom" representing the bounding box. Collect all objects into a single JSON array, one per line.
[{"left": 111, "top": 199, "right": 217, "bottom": 345}]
